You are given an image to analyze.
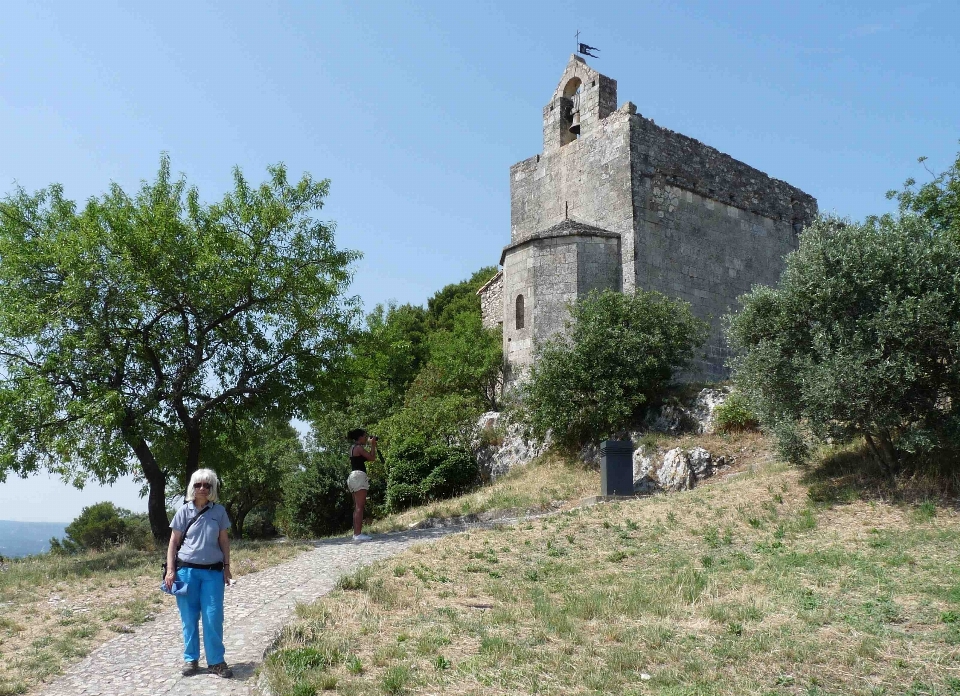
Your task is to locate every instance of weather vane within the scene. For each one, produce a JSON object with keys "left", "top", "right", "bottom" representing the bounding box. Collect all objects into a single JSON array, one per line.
[{"left": 575, "top": 30, "right": 600, "bottom": 58}]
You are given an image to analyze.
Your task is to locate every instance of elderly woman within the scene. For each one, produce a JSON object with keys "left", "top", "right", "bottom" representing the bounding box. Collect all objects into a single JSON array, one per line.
[{"left": 164, "top": 468, "right": 233, "bottom": 678}]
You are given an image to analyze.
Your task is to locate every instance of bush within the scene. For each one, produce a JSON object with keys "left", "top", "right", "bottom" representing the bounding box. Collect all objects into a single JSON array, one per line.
[
  {"left": 242, "top": 504, "right": 279, "bottom": 539},
  {"left": 51, "top": 502, "right": 153, "bottom": 553},
  {"left": 520, "top": 289, "right": 708, "bottom": 448},
  {"left": 275, "top": 451, "right": 353, "bottom": 538},
  {"left": 727, "top": 212, "right": 960, "bottom": 474},
  {"left": 712, "top": 392, "right": 760, "bottom": 433},
  {"left": 385, "top": 439, "right": 479, "bottom": 512}
]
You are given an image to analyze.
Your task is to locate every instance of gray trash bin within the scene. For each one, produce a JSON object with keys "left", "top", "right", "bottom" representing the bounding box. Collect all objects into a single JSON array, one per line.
[{"left": 600, "top": 439, "right": 634, "bottom": 496}]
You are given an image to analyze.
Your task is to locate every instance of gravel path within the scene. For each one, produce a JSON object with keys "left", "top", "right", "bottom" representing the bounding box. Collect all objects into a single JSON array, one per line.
[{"left": 39, "top": 527, "right": 465, "bottom": 696}]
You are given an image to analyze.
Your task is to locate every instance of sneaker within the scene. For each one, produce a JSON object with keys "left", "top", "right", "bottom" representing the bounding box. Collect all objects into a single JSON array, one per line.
[
  {"left": 352, "top": 533, "right": 372, "bottom": 543},
  {"left": 208, "top": 662, "right": 233, "bottom": 678},
  {"left": 181, "top": 660, "right": 199, "bottom": 676}
]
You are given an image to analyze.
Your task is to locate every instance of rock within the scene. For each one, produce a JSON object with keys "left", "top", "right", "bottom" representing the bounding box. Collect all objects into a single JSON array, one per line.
[
  {"left": 473, "top": 412, "right": 549, "bottom": 480},
  {"left": 632, "top": 445, "right": 732, "bottom": 493},
  {"left": 691, "top": 387, "right": 732, "bottom": 434},
  {"left": 657, "top": 448, "right": 693, "bottom": 491},
  {"left": 643, "top": 404, "right": 696, "bottom": 434},
  {"left": 688, "top": 447, "right": 712, "bottom": 478},
  {"left": 641, "top": 387, "right": 732, "bottom": 435}
]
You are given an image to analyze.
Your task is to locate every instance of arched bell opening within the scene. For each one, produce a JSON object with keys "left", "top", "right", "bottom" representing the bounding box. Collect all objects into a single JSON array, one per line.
[{"left": 560, "top": 77, "right": 582, "bottom": 146}]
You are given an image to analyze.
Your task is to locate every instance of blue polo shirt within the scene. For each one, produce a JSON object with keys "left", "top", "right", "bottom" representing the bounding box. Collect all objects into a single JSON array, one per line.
[{"left": 170, "top": 502, "right": 231, "bottom": 565}]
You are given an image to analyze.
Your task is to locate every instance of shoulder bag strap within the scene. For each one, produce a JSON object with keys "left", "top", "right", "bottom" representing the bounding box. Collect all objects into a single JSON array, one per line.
[{"left": 175, "top": 504, "right": 212, "bottom": 554}]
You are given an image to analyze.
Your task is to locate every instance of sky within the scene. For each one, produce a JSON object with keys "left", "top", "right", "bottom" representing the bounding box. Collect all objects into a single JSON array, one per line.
[{"left": 0, "top": 0, "right": 957, "bottom": 522}]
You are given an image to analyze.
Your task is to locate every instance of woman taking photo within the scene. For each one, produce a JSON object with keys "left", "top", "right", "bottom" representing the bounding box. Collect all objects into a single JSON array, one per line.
[
  {"left": 164, "top": 468, "right": 233, "bottom": 678},
  {"left": 347, "top": 428, "right": 377, "bottom": 543}
]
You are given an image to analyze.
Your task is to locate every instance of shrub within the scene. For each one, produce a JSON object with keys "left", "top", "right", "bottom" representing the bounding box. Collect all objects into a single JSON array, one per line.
[
  {"left": 712, "top": 392, "right": 760, "bottom": 433},
  {"left": 385, "top": 439, "right": 479, "bottom": 512},
  {"left": 520, "top": 289, "right": 708, "bottom": 448},
  {"left": 276, "top": 451, "right": 353, "bottom": 538},
  {"left": 50, "top": 502, "right": 153, "bottom": 553},
  {"left": 727, "top": 212, "right": 960, "bottom": 474}
]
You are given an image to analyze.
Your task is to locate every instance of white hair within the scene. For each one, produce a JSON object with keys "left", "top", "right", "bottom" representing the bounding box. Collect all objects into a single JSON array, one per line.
[{"left": 186, "top": 468, "right": 220, "bottom": 503}]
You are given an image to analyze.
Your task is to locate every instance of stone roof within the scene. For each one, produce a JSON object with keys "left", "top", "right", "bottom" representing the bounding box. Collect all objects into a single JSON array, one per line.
[{"left": 500, "top": 219, "right": 619, "bottom": 265}]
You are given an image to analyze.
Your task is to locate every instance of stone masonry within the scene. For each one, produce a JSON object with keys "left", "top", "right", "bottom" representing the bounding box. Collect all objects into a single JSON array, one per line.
[
  {"left": 477, "top": 270, "right": 503, "bottom": 329},
  {"left": 479, "top": 55, "right": 817, "bottom": 383}
]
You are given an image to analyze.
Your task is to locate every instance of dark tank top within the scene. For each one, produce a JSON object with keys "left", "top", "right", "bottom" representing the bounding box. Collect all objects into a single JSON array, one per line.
[{"left": 350, "top": 445, "right": 367, "bottom": 473}]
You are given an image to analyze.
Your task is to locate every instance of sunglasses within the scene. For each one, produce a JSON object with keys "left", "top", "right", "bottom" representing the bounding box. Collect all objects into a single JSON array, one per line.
[{"left": 193, "top": 482, "right": 212, "bottom": 490}]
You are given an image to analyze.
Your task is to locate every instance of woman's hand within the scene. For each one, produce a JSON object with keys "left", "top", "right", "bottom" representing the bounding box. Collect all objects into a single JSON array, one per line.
[{"left": 164, "top": 571, "right": 176, "bottom": 591}]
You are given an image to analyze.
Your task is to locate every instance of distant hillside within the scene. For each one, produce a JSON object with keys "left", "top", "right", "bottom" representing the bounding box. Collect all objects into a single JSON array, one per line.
[{"left": 0, "top": 519, "right": 68, "bottom": 558}]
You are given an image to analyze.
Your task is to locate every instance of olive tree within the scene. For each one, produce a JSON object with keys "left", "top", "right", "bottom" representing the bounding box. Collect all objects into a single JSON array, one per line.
[{"left": 727, "top": 212, "right": 960, "bottom": 474}]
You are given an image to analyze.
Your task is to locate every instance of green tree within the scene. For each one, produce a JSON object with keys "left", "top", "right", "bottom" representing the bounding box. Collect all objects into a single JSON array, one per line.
[
  {"left": 521, "top": 289, "right": 707, "bottom": 448},
  {"left": 50, "top": 502, "right": 150, "bottom": 552},
  {"left": 426, "top": 311, "right": 503, "bottom": 410},
  {"left": 727, "top": 213, "right": 960, "bottom": 474},
  {"left": 888, "top": 149, "right": 960, "bottom": 235},
  {"left": 275, "top": 448, "right": 353, "bottom": 538},
  {"left": 384, "top": 438, "right": 478, "bottom": 512},
  {"left": 425, "top": 266, "right": 498, "bottom": 333},
  {"left": 0, "top": 156, "right": 359, "bottom": 540},
  {"left": 212, "top": 416, "right": 304, "bottom": 539}
]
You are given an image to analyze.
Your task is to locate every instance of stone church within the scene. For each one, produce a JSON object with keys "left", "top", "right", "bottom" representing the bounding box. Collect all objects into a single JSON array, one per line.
[{"left": 478, "top": 55, "right": 817, "bottom": 383}]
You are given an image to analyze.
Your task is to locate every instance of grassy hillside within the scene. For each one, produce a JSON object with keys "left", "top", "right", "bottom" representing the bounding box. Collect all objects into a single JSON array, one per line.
[{"left": 264, "top": 434, "right": 959, "bottom": 696}]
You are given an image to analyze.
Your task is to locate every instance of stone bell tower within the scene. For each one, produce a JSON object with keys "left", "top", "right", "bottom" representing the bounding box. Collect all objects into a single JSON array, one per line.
[{"left": 479, "top": 55, "right": 817, "bottom": 385}]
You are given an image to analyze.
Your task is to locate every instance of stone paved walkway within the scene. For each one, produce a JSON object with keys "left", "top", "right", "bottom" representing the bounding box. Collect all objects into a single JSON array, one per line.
[{"left": 40, "top": 527, "right": 466, "bottom": 696}]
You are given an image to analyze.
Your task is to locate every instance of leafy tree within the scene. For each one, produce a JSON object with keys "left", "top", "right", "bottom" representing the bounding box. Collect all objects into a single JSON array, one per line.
[
  {"left": 50, "top": 502, "right": 151, "bottom": 553},
  {"left": 727, "top": 213, "right": 960, "bottom": 474},
  {"left": 275, "top": 449, "right": 352, "bottom": 538},
  {"left": 888, "top": 149, "right": 959, "bottom": 235},
  {"left": 384, "top": 439, "right": 478, "bottom": 512},
  {"left": 521, "top": 289, "right": 707, "bottom": 448},
  {"left": 0, "top": 156, "right": 359, "bottom": 540},
  {"left": 212, "top": 416, "right": 304, "bottom": 539},
  {"left": 425, "top": 266, "right": 498, "bottom": 333},
  {"left": 342, "top": 302, "right": 430, "bottom": 424},
  {"left": 426, "top": 311, "right": 502, "bottom": 410}
]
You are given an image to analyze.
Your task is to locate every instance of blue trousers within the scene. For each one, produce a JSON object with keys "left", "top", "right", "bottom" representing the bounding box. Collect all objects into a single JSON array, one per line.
[{"left": 175, "top": 567, "right": 225, "bottom": 665}]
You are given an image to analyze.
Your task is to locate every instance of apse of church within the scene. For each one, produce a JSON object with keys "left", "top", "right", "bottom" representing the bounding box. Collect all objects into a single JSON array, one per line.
[{"left": 478, "top": 55, "right": 817, "bottom": 383}]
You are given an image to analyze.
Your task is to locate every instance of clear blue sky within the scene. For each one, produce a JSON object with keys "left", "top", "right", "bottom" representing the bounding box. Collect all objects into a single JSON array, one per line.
[{"left": 0, "top": 1, "right": 957, "bottom": 522}]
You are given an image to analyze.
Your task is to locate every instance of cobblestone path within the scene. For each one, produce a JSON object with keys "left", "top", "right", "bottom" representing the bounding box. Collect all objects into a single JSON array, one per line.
[{"left": 40, "top": 527, "right": 463, "bottom": 696}]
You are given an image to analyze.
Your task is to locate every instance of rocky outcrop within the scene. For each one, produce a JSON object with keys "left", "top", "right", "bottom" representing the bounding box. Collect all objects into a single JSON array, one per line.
[
  {"left": 472, "top": 387, "right": 732, "bottom": 481},
  {"left": 643, "top": 387, "right": 732, "bottom": 435},
  {"left": 474, "top": 412, "right": 550, "bottom": 480},
  {"left": 633, "top": 445, "right": 730, "bottom": 493}
]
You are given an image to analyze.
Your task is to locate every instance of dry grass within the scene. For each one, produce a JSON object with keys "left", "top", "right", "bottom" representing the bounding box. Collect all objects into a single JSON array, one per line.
[
  {"left": 367, "top": 452, "right": 599, "bottom": 533},
  {"left": 266, "top": 434, "right": 960, "bottom": 696},
  {"left": 0, "top": 539, "right": 311, "bottom": 695}
]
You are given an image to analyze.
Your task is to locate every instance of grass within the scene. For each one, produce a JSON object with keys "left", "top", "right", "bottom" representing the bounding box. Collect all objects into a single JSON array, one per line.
[
  {"left": 366, "top": 452, "right": 598, "bottom": 533},
  {"left": 0, "top": 538, "right": 310, "bottom": 693},
  {"left": 265, "top": 433, "right": 960, "bottom": 696}
]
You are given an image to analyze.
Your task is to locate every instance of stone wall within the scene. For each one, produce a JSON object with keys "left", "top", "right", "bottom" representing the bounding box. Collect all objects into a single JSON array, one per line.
[
  {"left": 510, "top": 107, "right": 634, "bottom": 246},
  {"left": 501, "top": 225, "right": 620, "bottom": 381},
  {"left": 477, "top": 270, "right": 503, "bottom": 329},
  {"left": 627, "top": 114, "right": 815, "bottom": 379}
]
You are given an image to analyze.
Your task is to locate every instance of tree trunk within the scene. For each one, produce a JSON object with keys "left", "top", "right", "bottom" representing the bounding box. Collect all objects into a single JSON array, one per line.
[
  {"left": 233, "top": 508, "right": 247, "bottom": 540},
  {"left": 863, "top": 431, "right": 898, "bottom": 479},
  {"left": 123, "top": 428, "right": 170, "bottom": 542},
  {"left": 183, "top": 421, "right": 201, "bottom": 491}
]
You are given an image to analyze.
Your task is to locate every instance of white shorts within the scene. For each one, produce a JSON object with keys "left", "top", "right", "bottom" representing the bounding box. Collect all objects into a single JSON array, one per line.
[{"left": 347, "top": 470, "right": 370, "bottom": 493}]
